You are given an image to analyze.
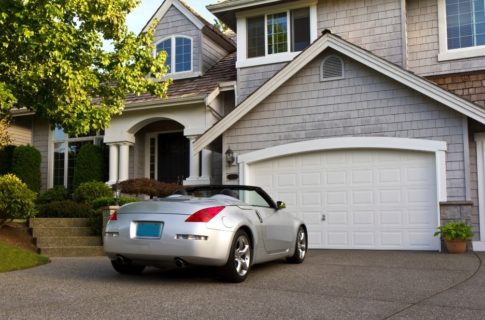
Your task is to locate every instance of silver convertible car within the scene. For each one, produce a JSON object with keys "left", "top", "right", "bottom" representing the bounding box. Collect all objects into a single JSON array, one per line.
[{"left": 104, "top": 185, "right": 307, "bottom": 282}]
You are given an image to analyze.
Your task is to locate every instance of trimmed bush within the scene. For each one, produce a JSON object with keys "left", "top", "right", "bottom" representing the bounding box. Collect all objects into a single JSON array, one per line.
[
  {"left": 88, "top": 209, "right": 104, "bottom": 236},
  {"left": 72, "top": 143, "right": 105, "bottom": 190},
  {"left": 0, "top": 145, "right": 16, "bottom": 174},
  {"left": 119, "top": 178, "right": 181, "bottom": 198},
  {"left": 91, "top": 196, "right": 139, "bottom": 210},
  {"left": 0, "top": 174, "right": 37, "bottom": 226},
  {"left": 37, "top": 186, "right": 71, "bottom": 204},
  {"left": 36, "top": 200, "right": 92, "bottom": 218},
  {"left": 11, "top": 145, "right": 41, "bottom": 193},
  {"left": 73, "top": 181, "right": 112, "bottom": 203}
]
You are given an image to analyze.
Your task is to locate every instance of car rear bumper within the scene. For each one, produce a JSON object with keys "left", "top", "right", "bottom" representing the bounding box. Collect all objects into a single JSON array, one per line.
[{"left": 104, "top": 227, "right": 234, "bottom": 267}]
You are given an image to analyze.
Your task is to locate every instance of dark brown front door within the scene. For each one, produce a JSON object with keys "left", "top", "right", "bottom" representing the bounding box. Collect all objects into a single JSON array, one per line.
[{"left": 157, "top": 132, "right": 189, "bottom": 183}]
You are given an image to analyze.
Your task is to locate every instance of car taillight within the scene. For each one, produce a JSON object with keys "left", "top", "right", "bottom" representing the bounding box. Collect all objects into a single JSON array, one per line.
[
  {"left": 109, "top": 211, "right": 118, "bottom": 221},
  {"left": 185, "top": 206, "right": 225, "bottom": 223}
]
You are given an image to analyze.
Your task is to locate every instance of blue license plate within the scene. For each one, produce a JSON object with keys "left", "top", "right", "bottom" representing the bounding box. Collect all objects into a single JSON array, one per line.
[{"left": 136, "top": 222, "right": 162, "bottom": 238}]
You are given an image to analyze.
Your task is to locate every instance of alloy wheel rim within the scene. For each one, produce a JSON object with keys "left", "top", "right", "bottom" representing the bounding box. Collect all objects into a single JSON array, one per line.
[
  {"left": 297, "top": 230, "right": 307, "bottom": 259},
  {"left": 234, "top": 235, "right": 250, "bottom": 276}
]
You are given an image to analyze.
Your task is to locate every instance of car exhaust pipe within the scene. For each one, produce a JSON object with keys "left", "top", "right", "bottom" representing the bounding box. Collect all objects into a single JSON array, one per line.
[
  {"left": 116, "top": 255, "right": 127, "bottom": 265},
  {"left": 174, "top": 258, "right": 186, "bottom": 268}
]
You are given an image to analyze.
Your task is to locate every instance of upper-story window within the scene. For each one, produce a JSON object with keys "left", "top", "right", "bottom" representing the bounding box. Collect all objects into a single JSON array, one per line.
[
  {"left": 438, "top": 0, "right": 485, "bottom": 60},
  {"left": 237, "top": 1, "right": 317, "bottom": 68},
  {"left": 446, "top": 0, "right": 485, "bottom": 49},
  {"left": 247, "top": 8, "right": 311, "bottom": 58},
  {"left": 156, "top": 36, "right": 192, "bottom": 73}
]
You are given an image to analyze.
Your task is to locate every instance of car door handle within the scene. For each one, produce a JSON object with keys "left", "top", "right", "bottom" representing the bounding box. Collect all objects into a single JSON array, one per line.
[{"left": 255, "top": 210, "right": 263, "bottom": 223}]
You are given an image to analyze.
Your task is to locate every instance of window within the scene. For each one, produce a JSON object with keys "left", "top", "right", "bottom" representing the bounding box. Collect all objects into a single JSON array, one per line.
[
  {"left": 446, "top": 0, "right": 485, "bottom": 49},
  {"left": 320, "top": 55, "right": 344, "bottom": 81},
  {"left": 52, "top": 128, "right": 103, "bottom": 188},
  {"left": 247, "top": 8, "right": 310, "bottom": 58},
  {"left": 156, "top": 36, "right": 192, "bottom": 73}
]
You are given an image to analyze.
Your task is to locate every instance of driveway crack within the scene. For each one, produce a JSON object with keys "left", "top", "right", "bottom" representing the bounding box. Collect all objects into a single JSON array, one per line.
[{"left": 382, "top": 252, "right": 483, "bottom": 320}]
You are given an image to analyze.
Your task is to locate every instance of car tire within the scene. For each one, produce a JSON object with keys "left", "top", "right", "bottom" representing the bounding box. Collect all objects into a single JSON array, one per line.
[
  {"left": 220, "top": 230, "right": 251, "bottom": 283},
  {"left": 111, "top": 259, "right": 146, "bottom": 275},
  {"left": 287, "top": 226, "right": 307, "bottom": 264}
]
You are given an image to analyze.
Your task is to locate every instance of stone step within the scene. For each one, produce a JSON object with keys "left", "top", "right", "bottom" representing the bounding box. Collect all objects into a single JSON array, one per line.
[
  {"left": 35, "top": 236, "right": 102, "bottom": 247},
  {"left": 39, "top": 246, "right": 105, "bottom": 257},
  {"left": 30, "top": 218, "right": 90, "bottom": 228},
  {"left": 32, "top": 227, "right": 92, "bottom": 238}
]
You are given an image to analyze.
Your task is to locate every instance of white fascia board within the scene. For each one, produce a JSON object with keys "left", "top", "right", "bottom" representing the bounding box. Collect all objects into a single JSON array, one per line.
[
  {"left": 142, "top": 0, "right": 204, "bottom": 34},
  {"left": 124, "top": 95, "right": 207, "bottom": 112},
  {"left": 237, "top": 137, "right": 447, "bottom": 164},
  {"left": 208, "top": 0, "right": 283, "bottom": 13}
]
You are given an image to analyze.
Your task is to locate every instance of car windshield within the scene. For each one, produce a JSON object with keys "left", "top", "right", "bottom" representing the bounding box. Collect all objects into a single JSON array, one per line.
[{"left": 186, "top": 186, "right": 273, "bottom": 208}]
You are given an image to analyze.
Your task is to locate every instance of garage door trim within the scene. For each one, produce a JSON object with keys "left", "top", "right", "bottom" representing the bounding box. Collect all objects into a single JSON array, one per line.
[{"left": 238, "top": 137, "right": 448, "bottom": 203}]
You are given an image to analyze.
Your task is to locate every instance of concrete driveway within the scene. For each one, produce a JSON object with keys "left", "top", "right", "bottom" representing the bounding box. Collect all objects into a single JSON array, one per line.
[{"left": 0, "top": 250, "right": 484, "bottom": 320}]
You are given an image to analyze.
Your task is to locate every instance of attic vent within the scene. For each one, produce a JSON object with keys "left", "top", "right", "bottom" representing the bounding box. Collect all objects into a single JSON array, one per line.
[{"left": 320, "top": 55, "right": 344, "bottom": 81}]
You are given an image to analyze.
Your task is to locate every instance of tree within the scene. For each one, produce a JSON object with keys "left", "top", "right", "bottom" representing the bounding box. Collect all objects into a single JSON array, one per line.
[
  {"left": 0, "top": 118, "right": 11, "bottom": 148},
  {"left": 0, "top": 0, "right": 171, "bottom": 137}
]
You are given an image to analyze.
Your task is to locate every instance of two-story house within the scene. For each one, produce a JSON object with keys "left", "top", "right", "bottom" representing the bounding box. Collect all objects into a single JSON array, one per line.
[{"left": 7, "top": 0, "right": 485, "bottom": 252}]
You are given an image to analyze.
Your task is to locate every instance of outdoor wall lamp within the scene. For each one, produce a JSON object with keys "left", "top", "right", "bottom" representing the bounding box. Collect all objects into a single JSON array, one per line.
[{"left": 225, "top": 147, "right": 235, "bottom": 166}]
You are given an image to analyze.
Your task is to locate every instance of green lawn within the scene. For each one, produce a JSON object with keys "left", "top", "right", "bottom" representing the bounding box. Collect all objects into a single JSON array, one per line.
[{"left": 0, "top": 241, "right": 49, "bottom": 272}]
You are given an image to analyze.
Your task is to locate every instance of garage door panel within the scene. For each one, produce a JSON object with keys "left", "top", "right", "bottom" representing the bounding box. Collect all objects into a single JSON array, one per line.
[{"left": 248, "top": 149, "right": 440, "bottom": 251}]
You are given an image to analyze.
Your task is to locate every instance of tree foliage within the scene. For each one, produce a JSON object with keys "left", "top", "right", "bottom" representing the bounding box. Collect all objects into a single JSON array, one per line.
[
  {"left": 0, "top": 0, "right": 171, "bottom": 136},
  {"left": 0, "top": 118, "right": 11, "bottom": 148}
]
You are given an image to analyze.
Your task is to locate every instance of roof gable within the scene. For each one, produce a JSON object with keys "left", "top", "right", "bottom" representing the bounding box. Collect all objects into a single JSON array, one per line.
[
  {"left": 193, "top": 31, "right": 485, "bottom": 153},
  {"left": 142, "top": 0, "right": 205, "bottom": 32}
]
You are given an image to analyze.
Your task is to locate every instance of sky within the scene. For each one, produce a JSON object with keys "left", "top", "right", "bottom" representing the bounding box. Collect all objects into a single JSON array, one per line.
[{"left": 126, "top": 0, "right": 217, "bottom": 34}]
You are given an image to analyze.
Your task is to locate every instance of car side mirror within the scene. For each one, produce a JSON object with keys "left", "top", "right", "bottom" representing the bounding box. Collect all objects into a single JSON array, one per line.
[{"left": 277, "top": 201, "right": 286, "bottom": 210}]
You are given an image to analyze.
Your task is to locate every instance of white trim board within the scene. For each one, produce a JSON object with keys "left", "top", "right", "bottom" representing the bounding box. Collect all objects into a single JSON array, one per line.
[
  {"left": 193, "top": 32, "right": 485, "bottom": 154},
  {"left": 237, "top": 137, "right": 448, "bottom": 204}
]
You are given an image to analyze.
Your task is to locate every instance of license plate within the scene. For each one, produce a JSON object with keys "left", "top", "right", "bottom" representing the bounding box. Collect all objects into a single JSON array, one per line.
[{"left": 136, "top": 222, "right": 162, "bottom": 239}]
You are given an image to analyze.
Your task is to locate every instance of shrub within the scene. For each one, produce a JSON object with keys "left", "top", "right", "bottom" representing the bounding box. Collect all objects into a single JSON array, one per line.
[
  {"left": 119, "top": 178, "right": 181, "bottom": 198},
  {"left": 37, "top": 186, "right": 71, "bottom": 204},
  {"left": 0, "top": 174, "right": 37, "bottom": 226},
  {"left": 72, "top": 143, "right": 105, "bottom": 190},
  {"left": 73, "top": 181, "right": 112, "bottom": 203},
  {"left": 36, "top": 200, "right": 92, "bottom": 218},
  {"left": 91, "top": 196, "right": 139, "bottom": 209},
  {"left": 11, "top": 145, "right": 41, "bottom": 193},
  {"left": 88, "top": 209, "right": 104, "bottom": 236},
  {"left": 0, "top": 145, "right": 16, "bottom": 174}
]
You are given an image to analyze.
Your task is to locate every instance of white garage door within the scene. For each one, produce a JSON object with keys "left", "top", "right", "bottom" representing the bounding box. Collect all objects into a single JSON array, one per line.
[{"left": 247, "top": 149, "right": 440, "bottom": 250}]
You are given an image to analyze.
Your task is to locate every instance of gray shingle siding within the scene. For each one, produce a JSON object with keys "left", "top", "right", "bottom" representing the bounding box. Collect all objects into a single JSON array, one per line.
[
  {"left": 225, "top": 52, "right": 467, "bottom": 201},
  {"left": 32, "top": 118, "right": 50, "bottom": 192},
  {"left": 202, "top": 35, "right": 229, "bottom": 74},
  {"left": 237, "top": 63, "right": 287, "bottom": 104},
  {"left": 154, "top": 5, "right": 201, "bottom": 74},
  {"left": 317, "top": 0, "right": 404, "bottom": 66}
]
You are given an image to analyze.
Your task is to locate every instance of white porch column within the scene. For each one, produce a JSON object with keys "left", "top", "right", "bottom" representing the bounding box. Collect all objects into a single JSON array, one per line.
[
  {"left": 184, "top": 136, "right": 211, "bottom": 185},
  {"left": 118, "top": 143, "right": 131, "bottom": 182},
  {"left": 201, "top": 149, "right": 212, "bottom": 180},
  {"left": 473, "top": 133, "right": 485, "bottom": 251},
  {"left": 107, "top": 144, "right": 119, "bottom": 185}
]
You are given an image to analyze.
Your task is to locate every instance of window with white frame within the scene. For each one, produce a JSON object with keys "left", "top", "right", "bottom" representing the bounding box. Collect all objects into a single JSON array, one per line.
[
  {"left": 446, "top": 0, "right": 485, "bottom": 49},
  {"left": 156, "top": 36, "right": 192, "bottom": 73},
  {"left": 52, "top": 128, "right": 103, "bottom": 188},
  {"left": 246, "top": 7, "right": 311, "bottom": 58},
  {"left": 439, "top": 0, "right": 485, "bottom": 60}
]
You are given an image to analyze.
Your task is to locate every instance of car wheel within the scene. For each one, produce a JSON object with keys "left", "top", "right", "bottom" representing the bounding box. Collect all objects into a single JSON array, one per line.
[
  {"left": 111, "top": 259, "right": 146, "bottom": 275},
  {"left": 221, "top": 230, "right": 251, "bottom": 283},
  {"left": 287, "top": 226, "right": 307, "bottom": 264}
]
